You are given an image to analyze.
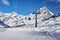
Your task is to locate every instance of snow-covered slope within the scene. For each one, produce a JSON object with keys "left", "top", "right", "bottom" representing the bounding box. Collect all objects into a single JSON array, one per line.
[{"left": 0, "top": 27, "right": 60, "bottom": 40}]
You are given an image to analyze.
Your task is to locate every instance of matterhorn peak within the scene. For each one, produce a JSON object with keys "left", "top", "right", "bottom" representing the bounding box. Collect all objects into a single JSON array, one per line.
[{"left": 37, "top": 7, "right": 54, "bottom": 15}]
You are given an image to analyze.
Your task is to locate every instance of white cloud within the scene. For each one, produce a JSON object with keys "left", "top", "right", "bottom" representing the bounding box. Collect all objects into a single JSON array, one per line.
[
  {"left": 57, "top": 0, "right": 60, "bottom": 1},
  {"left": 1, "top": 0, "right": 10, "bottom": 5}
]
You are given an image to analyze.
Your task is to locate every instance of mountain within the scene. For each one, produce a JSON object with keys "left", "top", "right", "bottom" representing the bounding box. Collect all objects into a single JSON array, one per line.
[
  {"left": 3, "top": 12, "right": 25, "bottom": 28},
  {"left": 0, "top": 7, "right": 60, "bottom": 28},
  {"left": 36, "top": 7, "right": 54, "bottom": 20},
  {"left": 0, "top": 20, "right": 10, "bottom": 28}
]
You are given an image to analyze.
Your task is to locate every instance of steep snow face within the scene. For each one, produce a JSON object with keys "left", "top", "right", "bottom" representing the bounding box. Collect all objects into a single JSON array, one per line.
[
  {"left": 37, "top": 7, "right": 54, "bottom": 15},
  {"left": 37, "top": 7, "right": 54, "bottom": 20}
]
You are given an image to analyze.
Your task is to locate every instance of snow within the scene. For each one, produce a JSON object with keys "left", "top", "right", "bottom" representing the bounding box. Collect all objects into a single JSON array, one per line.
[
  {"left": 0, "top": 7, "right": 55, "bottom": 28},
  {"left": 0, "top": 7, "right": 60, "bottom": 40},
  {"left": 0, "top": 7, "right": 60, "bottom": 28},
  {"left": 0, "top": 27, "right": 60, "bottom": 40}
]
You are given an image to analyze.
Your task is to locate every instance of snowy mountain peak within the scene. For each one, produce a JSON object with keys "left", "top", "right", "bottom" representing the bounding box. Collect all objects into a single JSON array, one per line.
[
  {"left": 37, "top": 7, "right": 54, "bottom": 15},
  {"left": 40, "top": 7, "right": 47, "bottom": 10},
  {"left": 10, "top": 12, "right": 19, "bottom": 17}
]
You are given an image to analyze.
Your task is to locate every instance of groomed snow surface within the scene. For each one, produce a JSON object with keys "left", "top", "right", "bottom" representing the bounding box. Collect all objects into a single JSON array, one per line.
[{"left": 0, "top": 27, "right": 60, "bottom": 40}]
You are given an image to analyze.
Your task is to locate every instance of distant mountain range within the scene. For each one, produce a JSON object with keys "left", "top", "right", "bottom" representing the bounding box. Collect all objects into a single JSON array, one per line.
[{"left": 0, "top": 7, "right": 60, "bottom": 28}]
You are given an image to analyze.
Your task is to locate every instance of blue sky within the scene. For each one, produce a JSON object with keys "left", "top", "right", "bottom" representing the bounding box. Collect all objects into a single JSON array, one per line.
[{"left": 0, "top": 0, "right": 60, "bottom": 15}]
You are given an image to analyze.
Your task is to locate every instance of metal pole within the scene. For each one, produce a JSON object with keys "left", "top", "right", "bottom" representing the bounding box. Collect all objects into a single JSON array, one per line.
[{"left": 35, "top": 13, "right": 37, "bottom": 27}]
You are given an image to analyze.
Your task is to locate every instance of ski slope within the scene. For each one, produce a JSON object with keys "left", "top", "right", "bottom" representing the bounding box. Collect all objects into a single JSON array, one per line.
[{"left": 0, "top": 27, "right": 60, "bottom": 40}]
